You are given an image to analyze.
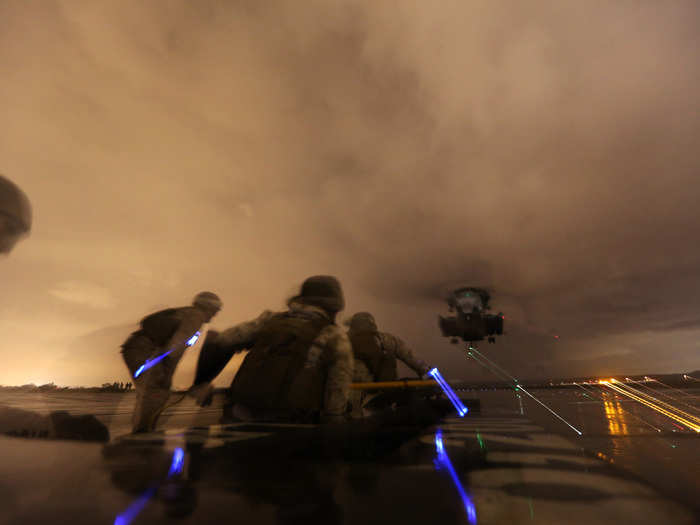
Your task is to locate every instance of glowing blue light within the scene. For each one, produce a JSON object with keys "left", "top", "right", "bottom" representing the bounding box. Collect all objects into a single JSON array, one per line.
[
  {"left": 428, "top": 368, "right": 469, "bottom": 417},
  {"left": 168, "top": 447, "right": 185, "bottom": 477},
  {"left": 133, "top": 331, "right": 200, "bottom": 379},
  {"left": 133, "top": 350, "right": 173, "bottom": 378},
  {"left": 435, "top": 430, "right": 445, "bottom": 457},
  {"left": 114, "top": 447, "right": 187, "bottom": 525},
  {"left": 114, "top": 486, "right": 157, "bottom": 525},
  {"left": 434, "top": 430, "right": 477, "bottom": 524}
]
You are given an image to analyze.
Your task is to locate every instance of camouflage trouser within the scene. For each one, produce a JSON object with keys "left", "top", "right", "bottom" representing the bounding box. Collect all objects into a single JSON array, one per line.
[
  {"left": 121, "top": 334, "right": 178, "bottom": 433},
  {"left": 349, "top": 360, "right": 374, "bottom": 418}
]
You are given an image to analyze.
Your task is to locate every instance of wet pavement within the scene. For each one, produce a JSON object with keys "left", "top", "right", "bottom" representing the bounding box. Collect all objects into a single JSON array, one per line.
[{"left": 0, "top": 390, "right": 697, "bottom": 524}]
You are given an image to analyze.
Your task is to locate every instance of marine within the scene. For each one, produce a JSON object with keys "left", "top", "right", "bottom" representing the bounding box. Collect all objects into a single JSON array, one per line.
[
  {"left": 346, "top": 312, "right": 432, "bottom": 417},
  {"left": 190, "top": 275, "right": 353, "bottom": 424},
  {"left": 121, "top": 291, "right": 222, "bottom": 433},
  {"left": 346, "top": 312, "right": 430, "bottom": 383}
]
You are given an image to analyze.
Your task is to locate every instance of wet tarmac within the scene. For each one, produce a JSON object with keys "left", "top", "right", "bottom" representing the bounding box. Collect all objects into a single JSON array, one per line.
[{"left": 0, "top": 388, "right": 698, "bottom": 524}]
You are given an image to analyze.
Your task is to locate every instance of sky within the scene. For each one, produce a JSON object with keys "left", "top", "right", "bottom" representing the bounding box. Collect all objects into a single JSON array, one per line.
[{"left": 1, "top": 0, "right": 699, "bottom": 388}]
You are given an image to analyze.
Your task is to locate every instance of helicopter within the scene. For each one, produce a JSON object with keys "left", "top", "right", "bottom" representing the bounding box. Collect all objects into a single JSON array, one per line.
[{"left": 438, "top": 287, "right": 504, "bottom": 344}]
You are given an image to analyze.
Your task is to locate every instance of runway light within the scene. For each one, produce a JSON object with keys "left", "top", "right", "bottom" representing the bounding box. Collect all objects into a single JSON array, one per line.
[
  {"left": 134, "top": 331, "right": 200, "bottom": 378},
  {"left": 428, "top": 368, "right": 469, "bottom": 417}
]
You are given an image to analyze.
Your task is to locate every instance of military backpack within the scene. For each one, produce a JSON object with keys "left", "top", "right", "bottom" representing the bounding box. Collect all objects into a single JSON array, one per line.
[
  {"left": 349, "top": 330, "right": 398, "bottom": 382},
  {"left": 138, "top": 308, "right": 182, "bottom": 347},
  {"left": 229, "top": 312, "right": 331, "bottom": 418}
]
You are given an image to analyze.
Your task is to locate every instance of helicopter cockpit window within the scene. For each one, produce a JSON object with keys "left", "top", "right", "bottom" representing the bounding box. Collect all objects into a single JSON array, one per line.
[{"left": 454, "top": 290, "right": 483, "bottom": 312}]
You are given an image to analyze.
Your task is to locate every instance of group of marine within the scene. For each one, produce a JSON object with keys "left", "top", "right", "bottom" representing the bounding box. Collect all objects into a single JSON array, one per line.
[
  {"left": 2, "top": 173, "right": 430, "bottom": 437},
  {"left": 123, "top": 277, "right": 431, "bottom": 433}
]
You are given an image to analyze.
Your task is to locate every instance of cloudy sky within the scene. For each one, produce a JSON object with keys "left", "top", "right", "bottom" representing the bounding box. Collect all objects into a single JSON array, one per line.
[{"left": 1, "top": 0, "right": 699, "bottom": 388}]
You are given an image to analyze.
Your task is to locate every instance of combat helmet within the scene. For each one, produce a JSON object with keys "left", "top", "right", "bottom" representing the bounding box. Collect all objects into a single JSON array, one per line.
[
  {"left": 289, "top": 275, "right": 345, "bottom": 313},
  {"left": 346, "top": 312, "right": 378, "bottom": 333},
  {"left": 192, "top": 291, "right": 223, "bottom": 312}
]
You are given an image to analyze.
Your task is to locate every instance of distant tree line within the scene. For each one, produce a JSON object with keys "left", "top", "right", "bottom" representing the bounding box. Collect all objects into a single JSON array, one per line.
[{"left": 0, "top": 381, "right": 134, "bottom": 393}]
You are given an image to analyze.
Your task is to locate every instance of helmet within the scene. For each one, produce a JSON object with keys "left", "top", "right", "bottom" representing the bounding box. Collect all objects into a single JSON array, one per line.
[
  {"left": 289, "top": 275, "right": 345, "bottom": 313},
  {"left": 192, "top": 291, "right": 222, "bottom": 311},
  {"left": 0, "top": 175, "right": 32, "bottom": 254},
  {"left": 347, "top": 312, "right": 378, "bottom": 332}
]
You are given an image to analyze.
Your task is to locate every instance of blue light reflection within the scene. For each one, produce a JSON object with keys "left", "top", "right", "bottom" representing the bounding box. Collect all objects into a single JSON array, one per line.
[
  {"left": 114, "top": 486, "right": 157, "bottom": 525},
  {"left": 434, "top": 430, "right": 477, "bottom": 524},
  {"left": 428, "top": 368, "right": 468, "bottom": 417},
  {"left": 168, "top": 447, "right": 185, "bottom": 478},
  {"left": 114, "top": 448, "right": 186, "bottom": 525}
]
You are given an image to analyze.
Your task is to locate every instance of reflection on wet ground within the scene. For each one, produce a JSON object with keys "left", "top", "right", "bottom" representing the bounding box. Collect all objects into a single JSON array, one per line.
[
  {"left": 603, "top": 397, "right": 630, "bottom": 436},
  {"left": 0, "top": 388, "right": 698, "bottom": 524}
]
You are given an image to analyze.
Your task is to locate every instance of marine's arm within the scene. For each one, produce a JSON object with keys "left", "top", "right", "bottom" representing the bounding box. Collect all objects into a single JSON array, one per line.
[
  {"left": 138, "top": 308, "right": 207, "bottom": 389},
  {"left": 215, "top": 310, "right": 276, "bottom": 348},
  {"left": 161, "top": 309, "right": 209, "bottom": 364},
  {"left": 189, "top": 310, "right": 276, "bottom": 404},
  {"left": 379, "top": 332, "right": 430, "bottom": 377}
]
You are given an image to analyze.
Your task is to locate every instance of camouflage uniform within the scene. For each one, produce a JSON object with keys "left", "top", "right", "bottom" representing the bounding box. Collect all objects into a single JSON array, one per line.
[
  {"left": 347, "top": 312, "right": 429, "bottom": 417},
  {"left": 121, "top": 293, "right": 221, "bottom": 433},
  {"left": 193, "top": 276, "right": 353, "bottom": 423},
  {"left": 347, "top": 312, "right": 429, "bottom": 382},
  {"left": 352, "top": 332, "right": 430, "bottom": 382}
]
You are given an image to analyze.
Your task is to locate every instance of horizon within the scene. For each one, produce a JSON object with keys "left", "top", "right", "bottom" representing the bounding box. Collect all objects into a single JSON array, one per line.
[{"left": 3, "top": 370, "right": 697, "bottom": 391}]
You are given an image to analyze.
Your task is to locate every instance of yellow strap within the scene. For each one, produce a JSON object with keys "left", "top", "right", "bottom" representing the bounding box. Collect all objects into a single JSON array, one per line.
[{"left": 350, "top": 379, "right": 437, "bottom": 390}]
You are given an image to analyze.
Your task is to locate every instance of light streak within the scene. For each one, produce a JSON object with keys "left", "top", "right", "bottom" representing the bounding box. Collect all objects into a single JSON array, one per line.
[
  {"left": 625, "top": 379, "right": 700, "bottom": 414},
  {"left": 468, "top": 346, "right": 520, "bottom": 383},
  {"left": 600, "top": 381, "right": 700, "bottom": 433},
  {"left": 434, "top": 431, "right": 478, "bottom": 524},
  {"left": 573, "top": 382, "right": 661, "bottom": 433},
  {"left": 516, "top": 391, "right": 524, "bottom": 416},
  {"left": 134, "top": 331, "right": 201, "bottom": 378},
  {"left": 648, "top": 378, "right": 697, "bottom": 400},
  {"left": 611, "top": 381, "right": 700, "bottom": 425},
  {"left": 467, "top": 347, "right": 582, "bottom": 436},
  {"left": 428, "top": 368, "right": 468, "bottom": 417}
]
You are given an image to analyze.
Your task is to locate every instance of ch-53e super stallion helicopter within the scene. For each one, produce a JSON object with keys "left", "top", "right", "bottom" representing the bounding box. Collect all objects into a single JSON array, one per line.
[{"left": 438, "top": 287, "right": 505, "bottom": 345}]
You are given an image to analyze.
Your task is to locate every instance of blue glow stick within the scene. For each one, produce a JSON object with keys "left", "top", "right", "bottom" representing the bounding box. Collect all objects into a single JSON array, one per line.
[
  {"left": 134, "top": 331, "right": 200, "bottom": 378},
  {"left": 434, "top": 430, "right": 478, "bottom": 524},
  {"left": 428, "top": 368, "right": 468, "bottom": 417}
]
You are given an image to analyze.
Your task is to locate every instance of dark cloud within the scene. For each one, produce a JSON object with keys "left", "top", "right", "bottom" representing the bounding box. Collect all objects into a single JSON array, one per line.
[{"left": 1, "top": 0, "right": 699, "bottom": 385}]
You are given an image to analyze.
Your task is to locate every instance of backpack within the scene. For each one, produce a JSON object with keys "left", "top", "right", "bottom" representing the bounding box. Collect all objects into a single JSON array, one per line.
[
  {"left": 349, "top": 330, "right": 398, "bottom": 382},
  {"left": 229, "top": 312, "right": 331, "bottom": 416},
  {"left": 139, "top": 308, "right": 182, "bottom": 347}
]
